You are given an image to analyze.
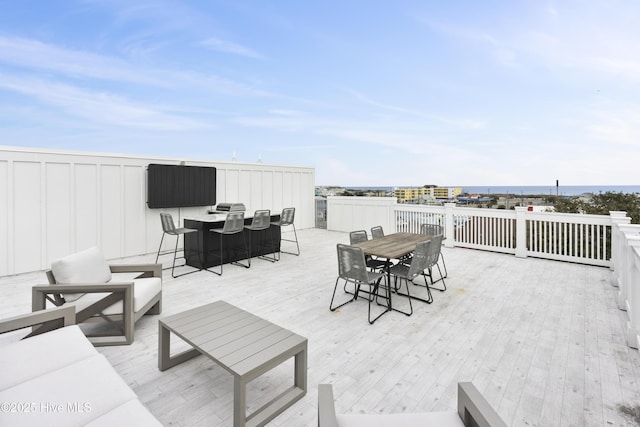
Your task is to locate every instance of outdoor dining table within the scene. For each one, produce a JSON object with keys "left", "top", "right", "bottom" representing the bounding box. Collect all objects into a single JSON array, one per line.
[{"left": 352, "top": 232, "right": 433, "bottom": 309}]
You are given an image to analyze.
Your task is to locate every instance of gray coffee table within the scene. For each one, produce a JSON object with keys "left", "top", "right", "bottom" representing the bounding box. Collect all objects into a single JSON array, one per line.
[{"left": 158, "top": 300, "right": 307, "bottom": 427}]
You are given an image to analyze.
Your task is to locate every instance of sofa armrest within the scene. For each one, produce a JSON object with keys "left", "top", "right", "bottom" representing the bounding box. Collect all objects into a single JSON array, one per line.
[
  {"left": 0, "top": 306, "right": 75, "bottom": 336},
  {"left": 110, "top": 263, "right": 162, "bottom": 279},
  {"left": 318, "top": 384, "right": 339, "bottom": 427},
  {"left": 458, "top": 383, "right": 507, "bottom": 427}
]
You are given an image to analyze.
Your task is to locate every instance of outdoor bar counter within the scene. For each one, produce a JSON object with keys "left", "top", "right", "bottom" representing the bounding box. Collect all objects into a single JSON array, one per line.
[{"left": 183, "top": 213, "right": 281, "bottom": 269}]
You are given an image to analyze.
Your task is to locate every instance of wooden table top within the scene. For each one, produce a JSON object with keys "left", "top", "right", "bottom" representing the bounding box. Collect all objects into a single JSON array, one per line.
[{"left": 352, "top": 232, "right": 432, "bottom": 259}]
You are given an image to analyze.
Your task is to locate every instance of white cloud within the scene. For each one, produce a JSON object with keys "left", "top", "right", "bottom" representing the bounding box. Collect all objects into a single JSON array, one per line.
[
  {"left": 0, "top": 36, "right": 166, "bottom": 86},
  {"left": 586, "top": 107, "right": 640, "bottom": 147},
  {"left": 0, "top": 36, "right": 275, "bottom": 98},
  {"left": 0, "top": 73, "right": 209, "bottom": 131},
  {"left": 349, "top": 90, "right": 487, "bottom": 129},
  {"left": 201, "top": 37, "right": 264, "bottom": 59}
]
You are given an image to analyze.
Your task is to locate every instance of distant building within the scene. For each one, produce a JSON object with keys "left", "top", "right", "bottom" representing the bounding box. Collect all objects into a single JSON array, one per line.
[{"left": 394, "top": 186, "right": 462, "bottom": 203}]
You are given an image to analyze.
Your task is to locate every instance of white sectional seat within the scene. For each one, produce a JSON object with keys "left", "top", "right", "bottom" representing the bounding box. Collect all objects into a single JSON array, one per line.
[{"left": 0, "top": 324, "right": 160, "bottom": 426}]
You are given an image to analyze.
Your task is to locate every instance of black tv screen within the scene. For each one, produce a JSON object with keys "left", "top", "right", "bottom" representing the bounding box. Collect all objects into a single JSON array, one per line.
[{"left": 147, "top": 164, "right": 216, "bottom": 208}]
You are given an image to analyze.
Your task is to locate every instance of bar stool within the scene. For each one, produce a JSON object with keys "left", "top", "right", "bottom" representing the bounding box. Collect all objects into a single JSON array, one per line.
[
  {"left": 208, "top": 211, "right": 250, "bottom": 275},
  {"left": 155, "top": 213, "right": 200, "bottom": 278},
  {"left": 244, "top": 210, "right": 277, "bottom": 263},
  {"left": 271, "top": 207, "right": 300, "bottom": 260}
]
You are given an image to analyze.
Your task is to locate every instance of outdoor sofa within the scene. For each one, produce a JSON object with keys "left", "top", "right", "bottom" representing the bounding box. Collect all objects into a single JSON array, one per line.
[{"left": 0, "top": 306, "right": 161, "bottom": 426}]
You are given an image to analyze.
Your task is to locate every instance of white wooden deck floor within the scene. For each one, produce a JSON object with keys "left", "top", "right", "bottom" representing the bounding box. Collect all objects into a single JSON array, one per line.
[{"left": 1, "top": 228, "right": 640, "bottom": 426}]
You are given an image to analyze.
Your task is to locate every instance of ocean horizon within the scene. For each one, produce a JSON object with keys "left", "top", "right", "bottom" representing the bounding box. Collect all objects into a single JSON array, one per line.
[{"left": 341, "top": 185, "right": 640, "bottom": 196}]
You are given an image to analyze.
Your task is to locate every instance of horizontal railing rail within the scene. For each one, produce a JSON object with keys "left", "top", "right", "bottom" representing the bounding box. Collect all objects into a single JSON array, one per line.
[
  {"left": 526, "top": 211, "right": 612, "bottom": 266},
  {"left": 448, "top": 207, "right": 517, "bottom": 254},
  {"left": 395, "top": 204, "right": 446, "bottom": 234}
]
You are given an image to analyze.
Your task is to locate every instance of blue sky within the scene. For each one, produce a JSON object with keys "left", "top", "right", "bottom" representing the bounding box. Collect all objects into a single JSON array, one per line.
[{"left": 1, "top": 1, "right": 639, "bottom": 186}]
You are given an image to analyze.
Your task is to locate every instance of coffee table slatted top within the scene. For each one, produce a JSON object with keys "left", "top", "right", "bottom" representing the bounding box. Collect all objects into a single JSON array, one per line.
[{"left": 160, "top": 300, "right": 306, "bottom": 377}]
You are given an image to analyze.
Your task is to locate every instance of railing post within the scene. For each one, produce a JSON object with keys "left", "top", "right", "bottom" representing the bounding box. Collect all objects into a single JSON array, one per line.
[
  {"left": 625, "top": 236, "right": 640, "bottom": 349},
  {"left": 515, "top": 207, "right": 527, "bottom": 258},
  {"left": 444, "top": 203, "right": 455, "bottom": 248},
  {"left": 609, "top": 211, "right": 631, "bottom": 275},
  {"left": 390, "top": 203, "right": 398, "bottom": 233}
]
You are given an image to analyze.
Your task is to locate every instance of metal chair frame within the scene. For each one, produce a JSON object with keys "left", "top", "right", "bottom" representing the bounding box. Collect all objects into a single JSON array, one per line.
[
  {"left": 389, "top": 240, "right": 433, "bottom": 306},
  {"left": 271, "top": 207, "right": 300, "bottom": 259},
  {"left": 244, "top": 210, "right": 277, "bottom": 263},
  {"left": 422, "top": 234, "right": 447, "bottom": 291},
  {"left": 420, "top": 223, "right": 448, "bottom": 279},
  {"left": 349, "top": 230, "right": 391, "bottom": 272},
  {"left": 155, "top": 213, "right": 201, "bottom": 278},
  {"left": 208, "top": 212, "right": 250, "bottom": 276},
  {"left": 330, "top": 244, "right": 390, "bottom": 324}
]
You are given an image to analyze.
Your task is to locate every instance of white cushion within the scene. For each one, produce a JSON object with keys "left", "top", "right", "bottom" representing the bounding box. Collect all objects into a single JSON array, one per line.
[
  {"left": 0, "top": 354, "right": 137, "bottom": 426},
  {"left": 336, "top": 411, "right": 464, "bottom": 427},
  {"left": 51, "top": 247, "right": 112, "bottom": 302},
  {"left": 85, "top": 399, "right": 162, "bottom": 427},
  {"left": 0, "top": 325, "right": 96, "bottom": 390},
  {"left": 69, "top": 277, "right": 162, "bottom": 315}
]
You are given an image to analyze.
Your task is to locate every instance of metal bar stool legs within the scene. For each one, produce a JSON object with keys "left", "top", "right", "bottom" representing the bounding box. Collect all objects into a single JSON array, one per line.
[
  {"left": 156, "top": 213, "right": 201, "bottom": 278},
  {"left": 246, "top": 210, "right": 277, "bottom": 263},
  {"left": 207, "top": 211, "right": 250, "bottom": 276},
  {"left": 208, "top": 231, "right": 251, "bottom": 276},
  {"left": 272, "top": 207, "right": 300, "bottom": 260}
]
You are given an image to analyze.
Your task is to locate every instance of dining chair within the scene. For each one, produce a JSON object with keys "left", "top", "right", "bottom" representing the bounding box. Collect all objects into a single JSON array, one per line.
[
  {"left": 155, "top": 213, "right": 201, "bottom": 278},
  {"left": 420, "top": 223, "right": 448, "bottom": 279},
  {"left": 388, "top": 240, "right": 434, "bottom": 309},
  {"left": 424, "top": 234, "right": 447, "bottom": 291},
  {"left": 271, "top": 207, "right": 300, "bottom": 258},
  {"left": 330, "top": 244, "right": 389, "bottom": 324},
  {"left": 244, "top": 210, "right": 277, "bottom": 263},
  {"left": 370, "top": 226, "right": 385, "bottom": 239},
  {"left": 208, "top": 212, "right": 250, "bottom": 275},
  {"left": 349, "top": 230, "right": 391, "bottom": 271}
]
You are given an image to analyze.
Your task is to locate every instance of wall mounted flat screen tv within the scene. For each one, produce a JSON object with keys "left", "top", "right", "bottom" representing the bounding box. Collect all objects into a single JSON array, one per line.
[{"left": 147, "top": 164, "right": 216, "bottom": 208}]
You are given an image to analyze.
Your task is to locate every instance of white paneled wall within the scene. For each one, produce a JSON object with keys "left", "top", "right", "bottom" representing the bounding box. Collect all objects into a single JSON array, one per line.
[
  {"left": 0, "top": 147, "right": 315, "bottom": 276},
  {"left": 327, "top": 196, "right": 397, "bottom": 235}
]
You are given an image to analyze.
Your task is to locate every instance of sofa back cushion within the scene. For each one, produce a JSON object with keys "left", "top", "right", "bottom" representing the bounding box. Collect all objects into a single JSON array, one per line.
[{"left": 51, "top": 247, "right": 112, "bottom": 302}]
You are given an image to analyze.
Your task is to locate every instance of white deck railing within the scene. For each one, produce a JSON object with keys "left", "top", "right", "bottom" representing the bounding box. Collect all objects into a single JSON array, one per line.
[
  {"left": 327, "top": 197, "right": 639, "bottom": 351},
  {"left": 328, "top": 197, "right": 615, "bottom": 265},
  {"left": 610, "top": 214, "right": 640, "bottom": 350},
  {"left": 393, "top": 203, "right": 613, "bottom": 266}
]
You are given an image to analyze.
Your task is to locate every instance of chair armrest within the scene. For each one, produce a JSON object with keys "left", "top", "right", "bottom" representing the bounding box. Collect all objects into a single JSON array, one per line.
[
  {"left": 33, "top": 282, "right": 134, "bottom": 294},
  {"left": 0, "top": 306, "right": 75, "bottom": 335},
  {"left": 318, "top": 384, "right": 339, "bottom": 427},
  {"left": 110, "top": 263, "right": 162, "bottom": 279},
  {"left": 32, "top": 283, "right": 134, "bottom": 313},
  {"left": 457, "top": 383, "right": 507, "bottom": 427}
]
